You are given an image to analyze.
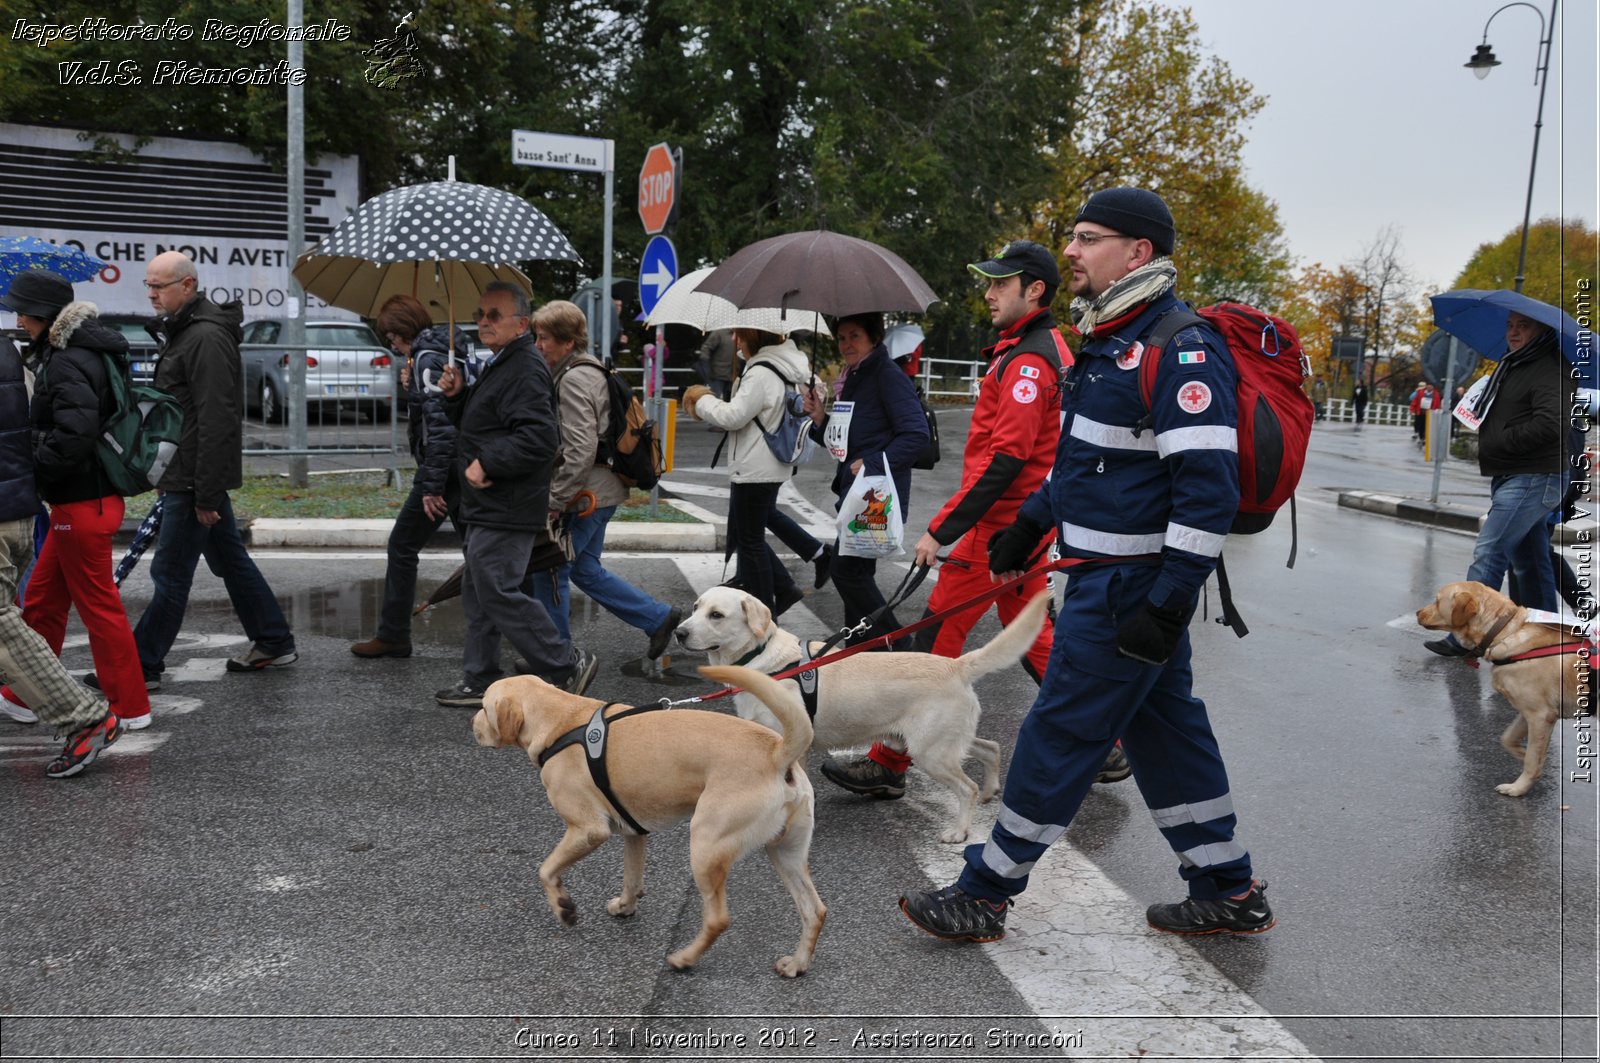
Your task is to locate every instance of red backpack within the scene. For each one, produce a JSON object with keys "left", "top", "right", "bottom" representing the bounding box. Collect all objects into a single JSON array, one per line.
[
  {"left": 1141, "top": 302, "right": 1313, "bottom": 534},
  {"left": 1140, "top": 302, "right": 1315, "bottom": 635}
]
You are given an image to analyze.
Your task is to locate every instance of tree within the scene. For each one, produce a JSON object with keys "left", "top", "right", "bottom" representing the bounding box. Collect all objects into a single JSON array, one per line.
[
  {"left": 1451, "top": 217, "right": 1599, "bottom": 321},
  {"left": 1030, "top": 0, "right": 1292, "bottom": 311}
]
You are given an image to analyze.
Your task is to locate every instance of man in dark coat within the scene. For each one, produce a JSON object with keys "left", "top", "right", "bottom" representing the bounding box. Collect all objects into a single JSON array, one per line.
[
  {"left": 128, "top": 251, "right": 297, "bottom": 685},
  {"left": 435, "top": 282, "right": 597, "bottom": 707},
  {"left": 1425, "top": 310, "right": 1575, "bottom": 655}
]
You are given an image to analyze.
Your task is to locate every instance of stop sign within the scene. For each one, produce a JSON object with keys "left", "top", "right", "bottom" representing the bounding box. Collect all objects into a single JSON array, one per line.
[{"left": 638, "top": 142, "right": 677, "bottom": 234}]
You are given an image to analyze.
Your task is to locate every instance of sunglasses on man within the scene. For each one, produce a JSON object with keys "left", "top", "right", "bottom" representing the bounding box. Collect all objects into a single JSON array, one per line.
[{"left": 473, "top": 306, "right": 524, "bottom": 323}]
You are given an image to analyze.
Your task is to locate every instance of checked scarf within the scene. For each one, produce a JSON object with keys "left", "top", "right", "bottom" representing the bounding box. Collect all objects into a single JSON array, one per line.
[{"left": 1069, "top": 257, "right": 1178, "bottom": 337}]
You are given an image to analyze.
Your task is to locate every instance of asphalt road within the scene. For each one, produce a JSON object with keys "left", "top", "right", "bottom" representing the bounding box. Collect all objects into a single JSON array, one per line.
[{"left": 1, "top": 413, "right": 1595, "bottom": 1062}]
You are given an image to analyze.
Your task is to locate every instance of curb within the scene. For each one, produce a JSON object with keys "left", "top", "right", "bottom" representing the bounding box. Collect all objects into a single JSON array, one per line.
[
  {"left": 1337, "top": 491, "right": 1598, "bottom": 545},
  {"left": 113, "top": 512, "right": 727, "bottom": 552}
]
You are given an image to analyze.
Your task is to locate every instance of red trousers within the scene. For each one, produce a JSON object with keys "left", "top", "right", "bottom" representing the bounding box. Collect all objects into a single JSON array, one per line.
[
  {"left": 870, "top": 522, "right": 1054, "bottom": 773},
  {"left": 6, "top": 496, "right": 149, "bottom": 721},
  {"left": 915, "top": 523, "right": 1054, "bottom": 677}
]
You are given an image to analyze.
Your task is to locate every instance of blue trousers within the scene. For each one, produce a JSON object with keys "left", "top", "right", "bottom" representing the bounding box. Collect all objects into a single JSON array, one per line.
[
  {"left": 958, "top": 564, "right": 1253, "bottom": 904},
  {"left": 1467, "top": 472, "right": 1565, "bottom": 611},
  {"left": 134, "top": 491, "right": 293, "bottom": 673},
  {"left": 532, "top": 506, "right": 671, "bottom": 642}
]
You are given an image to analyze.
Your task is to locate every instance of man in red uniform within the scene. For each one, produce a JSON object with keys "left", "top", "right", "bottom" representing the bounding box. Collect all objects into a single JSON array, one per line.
[{"left": 820, "top": 240, "right": 1131, "bottom": 798}]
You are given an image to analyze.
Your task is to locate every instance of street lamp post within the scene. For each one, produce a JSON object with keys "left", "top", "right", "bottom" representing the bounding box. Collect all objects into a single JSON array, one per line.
[{"left": 1464, "top": 0, "right": 1557, "bottom": 294}]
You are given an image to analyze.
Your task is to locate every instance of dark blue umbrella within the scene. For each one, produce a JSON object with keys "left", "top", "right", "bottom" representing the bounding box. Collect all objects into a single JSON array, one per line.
[
  {"left": 1430, "top": 288, "right": 1594, "bottom": 390},
  {"left": 114, "top": 498, "right": 164, "bottom": 586},
  {"left": 0, "top": 236, "right": 108, "bottom": 290}
]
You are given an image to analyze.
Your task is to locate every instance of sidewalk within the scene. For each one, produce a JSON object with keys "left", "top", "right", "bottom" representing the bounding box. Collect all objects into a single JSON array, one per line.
[{"left": 1304, "top": 419, "right": 1595, "bottom": 545}]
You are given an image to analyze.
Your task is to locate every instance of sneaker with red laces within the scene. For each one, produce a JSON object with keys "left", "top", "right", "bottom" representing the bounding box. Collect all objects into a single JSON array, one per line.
[{"left": 46, "top": 712, "right": 122, "bottom": 779}]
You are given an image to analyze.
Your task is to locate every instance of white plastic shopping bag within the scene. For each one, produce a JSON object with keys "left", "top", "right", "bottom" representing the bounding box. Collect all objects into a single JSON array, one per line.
[{"left": 835, "top": 454, "right": 904, "bottom": 558}]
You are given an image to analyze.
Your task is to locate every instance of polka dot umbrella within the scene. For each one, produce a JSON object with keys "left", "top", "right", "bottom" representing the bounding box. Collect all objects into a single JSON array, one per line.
[{"left": 293, "top": 180, "right": 583, "bottom": 351}]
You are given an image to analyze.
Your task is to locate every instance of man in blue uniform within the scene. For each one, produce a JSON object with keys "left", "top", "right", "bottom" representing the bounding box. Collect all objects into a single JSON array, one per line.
[{"left": 899, "top": 188, "right": 1273, "bottom": 942}]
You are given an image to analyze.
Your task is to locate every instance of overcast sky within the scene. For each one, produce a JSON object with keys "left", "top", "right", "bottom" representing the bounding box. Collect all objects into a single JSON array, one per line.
[{"left": 1182, "top": 0, "right": 1597, "bottom": 292}]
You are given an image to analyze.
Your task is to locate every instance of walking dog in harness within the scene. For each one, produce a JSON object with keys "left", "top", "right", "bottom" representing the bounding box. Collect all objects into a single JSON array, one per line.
[{"left": 470, "top": 669, "right": 825, "bottom": 976}]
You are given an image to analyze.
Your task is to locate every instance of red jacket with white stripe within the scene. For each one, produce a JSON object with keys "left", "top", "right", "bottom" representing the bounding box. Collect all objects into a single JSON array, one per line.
[{"left": 927, "top": 307, "right": 1068, "bottom": 546}]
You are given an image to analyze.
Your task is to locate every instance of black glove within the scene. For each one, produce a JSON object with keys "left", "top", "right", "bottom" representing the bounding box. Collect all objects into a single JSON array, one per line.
[
  {"left": 1115, "top": 601, "right": 1189, "bottom": 666},
  {"left": 986, "top": 515, "right": 1048, "bottom": 575}
]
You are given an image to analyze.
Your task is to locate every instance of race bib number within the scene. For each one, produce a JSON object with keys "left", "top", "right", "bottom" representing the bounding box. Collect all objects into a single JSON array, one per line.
[
  {"left": 1452, "top": 376, "right": 1490, "bottom": 431},
  {"left": 825, "top": 401, "right": 855, "bottom": 462}
]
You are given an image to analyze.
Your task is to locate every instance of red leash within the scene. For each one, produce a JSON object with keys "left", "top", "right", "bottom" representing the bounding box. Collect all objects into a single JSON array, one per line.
[{"left": 668, "top": 553, "right": 1152, "bottom": 707}]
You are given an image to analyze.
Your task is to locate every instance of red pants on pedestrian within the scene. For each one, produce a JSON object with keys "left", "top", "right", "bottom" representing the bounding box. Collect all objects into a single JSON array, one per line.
[{"left": 6, "top": 496, "right": 150, "bottom": 722}]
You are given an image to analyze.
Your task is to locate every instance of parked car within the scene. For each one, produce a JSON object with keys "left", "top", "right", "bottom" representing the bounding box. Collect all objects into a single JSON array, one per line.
[
  {"left": 240, "top": 319, "right": 396, "bottom": 424},
  {"left": 100, "top": 314, "right": 162, "bottom": 385}
]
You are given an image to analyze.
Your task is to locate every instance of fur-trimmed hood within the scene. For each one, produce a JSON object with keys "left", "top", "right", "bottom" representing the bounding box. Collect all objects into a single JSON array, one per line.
[{"left": 45, "top": 300, "right": 127, "bottom": 358}]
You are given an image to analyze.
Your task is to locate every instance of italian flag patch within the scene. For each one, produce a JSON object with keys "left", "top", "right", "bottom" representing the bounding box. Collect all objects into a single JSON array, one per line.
[{"left": 1177, "top": 350, "right": 1205, "bottom": 365}]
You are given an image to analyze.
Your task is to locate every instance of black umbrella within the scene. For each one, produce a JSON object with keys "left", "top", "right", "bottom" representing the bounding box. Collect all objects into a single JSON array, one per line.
[{"left": 693, "top": 230, "right": 939, "bottom": 318}]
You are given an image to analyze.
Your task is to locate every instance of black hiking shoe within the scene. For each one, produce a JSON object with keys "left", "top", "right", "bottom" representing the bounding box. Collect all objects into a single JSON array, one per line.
[
  {"left": 820, "top": 754, "right": 906, "bottom": 799},
  {"left": 1095, "top": 743, "right": 1132, "bottom": 783},
  {"left": 1423, "top": 636, "right": 1470, "bottom": 658},
  {"left": 1147, "top": 879, "right": 1275, "bottom": 936},
  {"left": 899, "top": 884, "right": 1009, "bottom": 942}
]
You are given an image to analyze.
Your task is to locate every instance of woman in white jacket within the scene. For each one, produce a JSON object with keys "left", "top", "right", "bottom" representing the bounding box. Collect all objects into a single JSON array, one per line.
[{"left": 682, "top": 328, "right": 813, "bottom": 615}]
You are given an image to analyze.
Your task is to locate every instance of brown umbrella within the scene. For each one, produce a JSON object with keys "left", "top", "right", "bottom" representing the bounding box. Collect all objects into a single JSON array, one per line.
[{"left": 692, "top": 230, "right": 939, "bottom": 318}]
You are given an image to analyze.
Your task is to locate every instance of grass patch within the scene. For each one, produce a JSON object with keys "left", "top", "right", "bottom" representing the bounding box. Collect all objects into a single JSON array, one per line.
[
  {"left": 232, "top": 472, "right": 406, "bottom": 519},
  {"left": 230, "top": 473, "right": 703, "bottom": 522}
]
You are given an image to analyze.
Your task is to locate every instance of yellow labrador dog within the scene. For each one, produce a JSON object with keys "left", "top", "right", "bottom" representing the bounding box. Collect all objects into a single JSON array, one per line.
[
  {"left": 1417, "top": 580, "right": 1590, "bottom": 797},
  {"left": 471, "top": 665, "right": 826, "bottom": 977},
  {"left": 676, "top": 585, "right": 1050, "bottom": 843}
]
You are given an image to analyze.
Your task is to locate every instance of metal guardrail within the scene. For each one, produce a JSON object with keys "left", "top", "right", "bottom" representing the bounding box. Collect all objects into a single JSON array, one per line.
[
  {"left": 238, "top": 341, "right": 403, "bottom": 458},
  {"left": 1321, "top": 399, "right": 1416, "bottom": 427}
]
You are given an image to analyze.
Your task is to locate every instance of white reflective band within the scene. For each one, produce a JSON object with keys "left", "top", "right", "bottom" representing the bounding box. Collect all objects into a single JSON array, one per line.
[
  {"left": 1155, "top": 424, "right": 1238, "bottom": 457},
  {"left": 981, "top": 840, "right": 1036, "bottom": 879},
  {"left": 1070, "top": 414, "right": 1158, "bottom": 452},
  {"left": 1165, "top": 523, "right": 1227, "bottom": 557},
  {"left": 998, "top": 804, "right": 1068, "bottom": 846},
  {"left": 1060, "top": 522, "right": 1164, "bottom": 555},
  {"left": 1149, "top": 794, "right": 1236, "bottom": 829},
  {"left": 1176, "top": 840, "right": 1249, "bottom": 869}
]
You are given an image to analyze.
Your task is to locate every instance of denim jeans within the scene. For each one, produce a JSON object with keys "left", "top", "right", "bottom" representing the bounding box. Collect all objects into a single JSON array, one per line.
[
  {"left": 376, "top": 481, "right": 457, "bottom": 643},
  {"left": 1466, "top": 472, "right": 1565, "bottom": 612},
  {"left": 133, "top": 491, "right": 294, "bottom": 674},
  {"left": 532, "top": 506, "right": 671, "bottom": 641}
]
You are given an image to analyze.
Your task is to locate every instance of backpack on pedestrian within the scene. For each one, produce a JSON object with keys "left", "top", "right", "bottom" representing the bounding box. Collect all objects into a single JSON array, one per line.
[
  {"left": 1139, "top": 302, "right": 1315, "bottom": 636},
  {"left": 911, "top": 385, "right": 941, "bottom": 470},
  {"left": 742, "top": 361, "right": 818, "bottom": 466},
  {"left": 96, "top": 351, "right": 183, "bottom": 497},
  {"left": 571, "top": 361, "right": 663, "bottom": 490}
]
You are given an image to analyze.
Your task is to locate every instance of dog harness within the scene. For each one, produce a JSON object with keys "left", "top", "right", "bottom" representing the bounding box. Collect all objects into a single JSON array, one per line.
[
  {"left": 774, "top": 642, "right": 822, "bottom": 720},
  {"left": 1466, "top": 609, "right": 1597, "bottom": 667},
  {"left": 538, "top": 703, "right": 661, "bottom": 835}
]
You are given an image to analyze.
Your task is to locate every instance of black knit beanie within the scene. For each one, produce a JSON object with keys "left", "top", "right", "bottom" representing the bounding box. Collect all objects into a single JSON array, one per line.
[{"left": 1073, "top": 188, "right": 1176, "bottom": 255}]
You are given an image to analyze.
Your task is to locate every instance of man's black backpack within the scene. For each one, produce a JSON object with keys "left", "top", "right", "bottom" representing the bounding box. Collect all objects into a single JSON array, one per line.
[{"left": 571, "top": 361, "right": 662, "bottom": 490}]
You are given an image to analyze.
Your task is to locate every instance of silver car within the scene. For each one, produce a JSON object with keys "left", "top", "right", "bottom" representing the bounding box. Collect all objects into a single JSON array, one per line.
[{"left": 240, "top": 319, "right": 397, "bottom": 423}]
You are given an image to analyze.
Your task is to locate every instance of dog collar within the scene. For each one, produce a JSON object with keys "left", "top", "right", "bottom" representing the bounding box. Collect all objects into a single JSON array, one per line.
[
  {"left": 733, "top": 640, "right": 770, "bottom": 667},
  {"left": 1462, "top": 610, "right": 1517, "bottom": 659}
]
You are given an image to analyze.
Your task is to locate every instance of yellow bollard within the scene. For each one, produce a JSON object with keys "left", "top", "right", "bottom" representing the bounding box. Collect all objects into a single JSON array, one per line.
[{"left": 660, "top": 398, "right": 677, "bottom": 474}]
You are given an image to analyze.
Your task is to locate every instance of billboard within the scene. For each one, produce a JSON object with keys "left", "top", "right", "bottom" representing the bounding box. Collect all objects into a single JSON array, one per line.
[{"left": 0, "top": 122, "right": 359, "bottom": 318}]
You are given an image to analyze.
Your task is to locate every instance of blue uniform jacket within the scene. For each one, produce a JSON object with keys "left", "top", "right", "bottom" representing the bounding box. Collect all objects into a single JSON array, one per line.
[{"left": 1018, "top": 291, "right": 1240, "bottom": 611}]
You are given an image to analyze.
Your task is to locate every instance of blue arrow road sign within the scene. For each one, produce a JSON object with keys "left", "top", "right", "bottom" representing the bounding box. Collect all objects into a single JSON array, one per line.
[{"left": 638, "top": 235, "right": 678, "bottom": 317}]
